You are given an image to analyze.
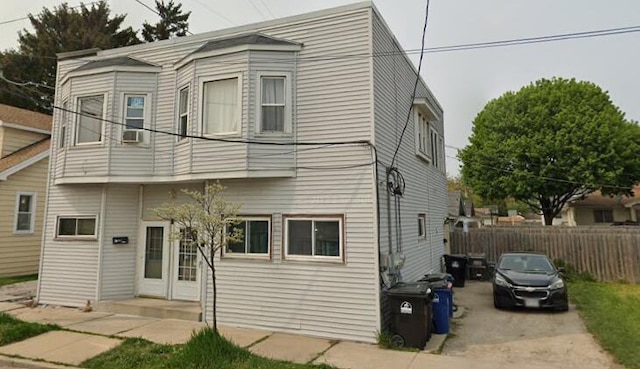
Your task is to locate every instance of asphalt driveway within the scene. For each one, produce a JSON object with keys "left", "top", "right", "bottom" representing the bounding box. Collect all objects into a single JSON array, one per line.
[{"left": 442, "top": 281, "right": 622, "bottom": 369}]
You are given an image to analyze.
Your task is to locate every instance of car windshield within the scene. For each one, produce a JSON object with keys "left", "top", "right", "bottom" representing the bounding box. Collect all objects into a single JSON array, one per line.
[{"left": 499, "top": 255, "right": 555, "bottom": 273}]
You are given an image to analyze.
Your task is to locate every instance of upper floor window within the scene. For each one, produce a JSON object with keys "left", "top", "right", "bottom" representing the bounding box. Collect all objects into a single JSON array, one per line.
[
  {"left": 177, "top": 87, "right": 189, "bottom": 140},
  {"left": 260, "top": 76, "right": 285, "bottom": 133},
  {"left": 124, "top": 95, "right": 146, "bottom": 130},
  {"left": 76, "top": 95, "right": 104, "bottom": 145},
  {"left": 203, "top": 77, "right": 240, "bottom": 135},
  {"left": 418, "top": 213, "right": 426, "bottom": 239},
  {"left": 225, "top": 217, "right": 270, "bottom": 257},
  {"left": 416, "top": 111, "right": 429, "bottom": 159},
  {"left": 14, "top": 192, "right": 35, "bottom": 233},
  {"left": 285, "top": 216, "right": 343, "bottom": 261},
  {"left": 59, "top": 101, "right": 68, "bottom": 149},
  {"left": 430, "top": 128, "right": 439, "bottom": 168}
]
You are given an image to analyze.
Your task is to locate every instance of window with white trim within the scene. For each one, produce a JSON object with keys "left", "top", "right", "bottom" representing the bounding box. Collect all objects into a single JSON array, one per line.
[
  {"left": 202, "top": 77, "right": 239, "bottom": 135},
  {"left": 225, "top": 218, "right": 270, "bottom": 256},
  {"left": 438, "top": 136, "right": 445, "bottom": 172},
  {"left": 177, "top": 87, "right": 189, "bottom": 140},
  {"left": 260, "top": 76, "right": 286, "bottom": 133},
  {"left": 430, "top": 128, "right": 439, "bottom": 168},
  {"left": 415, "top": 111, "right": 429, "bottom": 159},
  {"left": 56, "top": 216, "right": 97, "bottom": 238},
  {"left": 285, "top": 217, "right": 343, "bottom": 260},
  {"left": 124, "top": 95, "right": 146, "bottom": 130},
  {"left": 418, "top": 213, "right": 426, "bottom": 239},
  {"left": 76, "top": 95, "right": 104, "bottom": 145},
  {"left": 14, "top": 193, "right": 35, "bottom": 233},
  {"left": 59, "top": 101, "right": 68, "bottom": 148}
]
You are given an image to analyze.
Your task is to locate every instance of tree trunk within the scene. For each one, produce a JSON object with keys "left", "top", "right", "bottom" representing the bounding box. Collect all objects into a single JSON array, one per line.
[
  {"left": 210, "top": 241, "right": 217, "bottom": 333},
  {"left": 542, "top": 209, "right": 555, "bottom": 226}
]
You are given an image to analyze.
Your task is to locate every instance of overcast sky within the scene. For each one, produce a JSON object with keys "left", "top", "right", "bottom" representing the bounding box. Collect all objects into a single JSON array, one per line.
[{"left": 2, "top": 0, "right": 638, "bottom": 176}]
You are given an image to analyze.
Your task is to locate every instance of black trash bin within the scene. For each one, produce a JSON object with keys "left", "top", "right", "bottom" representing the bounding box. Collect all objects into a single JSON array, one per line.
[
  {"left": 387, "top": 282, "right": 433, "bottom": 349},
  {"left": 467, "top": 253, "right": 488, "bottom": 280},
  {"left": 444, "top": 254, "right": 468, "bottom": 287}
]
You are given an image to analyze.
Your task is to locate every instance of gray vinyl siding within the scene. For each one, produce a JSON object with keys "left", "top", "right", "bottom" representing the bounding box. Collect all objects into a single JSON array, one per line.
[
  {"left": 372, "top": 11, "right": 447, "bottom": 283},
  {"left": 38, "top": 184, "right": 103, "bottom": 306},
  {"left": 99, "top": 184, "right": 139, "bottom": 300}
]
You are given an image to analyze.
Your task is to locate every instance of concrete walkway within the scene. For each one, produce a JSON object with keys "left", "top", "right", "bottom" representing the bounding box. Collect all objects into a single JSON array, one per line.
[{"left": 0, "top": 301, "right": 498, "bottom": 369}]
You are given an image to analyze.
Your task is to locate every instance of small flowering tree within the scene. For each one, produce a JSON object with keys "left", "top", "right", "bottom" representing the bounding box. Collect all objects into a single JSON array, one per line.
[{"left": 152, "top": 181, "right": 241, "bottom": 333}]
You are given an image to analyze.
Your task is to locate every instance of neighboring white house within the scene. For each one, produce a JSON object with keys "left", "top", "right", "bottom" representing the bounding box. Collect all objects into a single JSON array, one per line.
[{"left": 37, "top": 2, "right": 447, "bottom": 343}]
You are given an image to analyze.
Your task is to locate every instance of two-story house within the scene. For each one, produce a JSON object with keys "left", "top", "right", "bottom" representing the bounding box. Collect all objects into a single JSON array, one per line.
[
  {"left": 37, "top": 2, "right": 447, "bottom": 342},
  {"left": 0, "top": 104, "right": 51, "bottom": 277}
]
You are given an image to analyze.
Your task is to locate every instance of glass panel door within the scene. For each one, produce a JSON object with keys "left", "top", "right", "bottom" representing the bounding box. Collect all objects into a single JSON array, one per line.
[
  {"left": 138, "top": 222, "right": 169, "bottom": 298},
  {"left": 171, "top": 229, "right": 200, "bottom": 301}
]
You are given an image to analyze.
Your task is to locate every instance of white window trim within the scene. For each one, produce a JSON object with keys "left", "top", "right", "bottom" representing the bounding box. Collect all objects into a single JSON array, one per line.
[
  {"left": 222, "top": 216, "right": 271, "bottom": 259},
  {"left": 284, "top": 216, "right": 344, "bottom": 262},
  {"left": 438, "top": 135, "right": 445, "bottom": 172},
  {"left": 176, "top": 85, "right": 190, "bottom": 142},
  {"left": 55, "top": 215, "right": 99, "bottom": 240},
  {"left": 255, "top": 71, "right": 293, "bottom": 136},
  {"left": 199, "top": 73, "right": 243, "bottom": 137},
  {"left": 121, "top": 92, "right": 152, "bottom": 145},
  {"left": 418, "top": 213, "right": 427, "bottom": 239},
  {"left": 414, "top": 109, "right": 430, "bottom": 162},
  {"left": 74, "top": 93, "right": 107, "bottom": 146},
  {"left": 58, "top": 100, "right": 68, "bottom": 150},
  {"left": 14, "top": 192, "right": 36, "bottom": 234},
  {"left": 430, "top": 127, "right": 439, "bottom": 169}
]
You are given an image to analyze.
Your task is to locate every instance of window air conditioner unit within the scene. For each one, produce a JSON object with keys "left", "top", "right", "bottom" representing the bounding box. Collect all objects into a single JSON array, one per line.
[{"left": 122, "top": 129, "right": 142, "bottom": 143}]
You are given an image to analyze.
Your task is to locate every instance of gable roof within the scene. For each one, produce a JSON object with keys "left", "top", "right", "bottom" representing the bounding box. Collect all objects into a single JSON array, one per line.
[
  {"left": 72, "top": 56, "right": 157, "bottom": 73},
  {"left": 569, "top": 186, "right": 640, "bottom": 207},
  {"left": 0, "top": 137, "right": 50, "bottom": 180},
  {"left": 191, "top": 33, "right": 300, "bottom": 55},
  {"left": 0, "top": 104, "right": 52, "bottom": 132}
]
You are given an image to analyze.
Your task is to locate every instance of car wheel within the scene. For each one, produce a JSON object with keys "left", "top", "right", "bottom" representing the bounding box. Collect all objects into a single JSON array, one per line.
[
  {"left": 493, "top": 294, "right": 503, "bottom": 310},
  {"left": 556, "top": 304, "right": 569, "bottom": 312}
]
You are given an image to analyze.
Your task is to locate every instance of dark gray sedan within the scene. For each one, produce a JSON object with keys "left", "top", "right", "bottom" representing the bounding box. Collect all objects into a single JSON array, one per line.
[{"left": 492, "top": 252, "right": 569, "bottom": 311}]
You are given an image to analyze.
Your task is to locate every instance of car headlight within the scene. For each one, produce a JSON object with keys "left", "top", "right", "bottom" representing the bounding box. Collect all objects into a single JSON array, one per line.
[
  {"left": 550, "top": 279, "right": 565, "bottom": 290},
  {"left": 495, "top": 273, "right": 511, "bottom": 288}
]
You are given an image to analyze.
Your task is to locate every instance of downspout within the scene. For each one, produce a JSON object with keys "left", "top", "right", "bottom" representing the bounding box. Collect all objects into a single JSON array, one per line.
[{"left": 96, "top": 185, "right": 108, "bottom": 302}]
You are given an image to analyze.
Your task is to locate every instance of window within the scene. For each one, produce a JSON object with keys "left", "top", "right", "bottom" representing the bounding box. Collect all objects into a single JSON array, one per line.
[
  {"left": 415, "top": 111, "right": 429, "bottom": 158},
  {"left": 124, "top": 95, "right": 145, "bottom": 130},
  {"left": 260, "top": 76, "right": 286, "bottom": 133},
  {"left": 285, "top": 217, "right": 343, "bottom": 260},
  {"left": 76, "top": 95, "right": 104, "bottom": 144},
  {"left": 14, "top": 193, "right": 35, "bottom": 233},
  {"left": 593, "top": 209, "right": 613, "bottom": 223},
  {"left": 418, "top": 213, "right": 426, "bottom": 239},
  {"left": 56, "top": 216, "right": 97, "bottom": 238},
  {"left": 225, "top": 218, "right": 270, "bottom": 257},
  {"left": 430, "top": 128, "right": 439, "bottom": 168},
  {"left": 59, "top": 101, "right": 68, "bottom": 148},
  {"left": 438, "top": 136, "right": 445, "bottom": 171},
  {"left": 177, "top": 87, "right": 189, "bottom": 140},
  {"left": 203, "top": 77, "right": 239, "bottom": 135}
]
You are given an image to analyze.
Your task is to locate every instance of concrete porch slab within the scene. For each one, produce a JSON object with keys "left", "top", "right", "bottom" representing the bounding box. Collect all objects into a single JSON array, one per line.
[
  {"left": 8, "top": 307, "right": 112, "bottom": 327},
  {"left": 249, "top": 333, "right": 332, "bottom": 364},
  {"left": 218, "top": 325, "right": 272, "bottom": 348},
  {"left": 95, "top": 298, "right": 201, "bottom": 322},
  {"left": 0, "top": 302, "right": 25, "bottom": 312},
  {"left": 66, "top": 314, "right": 158, "bottom": 336},
  {"left": 118, "top": 318, "right": 206, "bottom": 344},
  {"left": 0, "top": 331, "right": 120, "bottom": 366},
  {"left": 314, "top": 341, "right": 417, "bottom": 369}
]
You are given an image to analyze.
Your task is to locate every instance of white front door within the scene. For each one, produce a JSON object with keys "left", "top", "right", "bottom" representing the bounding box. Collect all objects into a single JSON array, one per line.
[
  {"left": 170, "top": 229, "right": 201, "bottom": 301},
  {"left": 138, "top": 222, "right": 200, "bottom": 301},
  {"left": 138, "top": 222, "right": 170, "bottom": 298}
]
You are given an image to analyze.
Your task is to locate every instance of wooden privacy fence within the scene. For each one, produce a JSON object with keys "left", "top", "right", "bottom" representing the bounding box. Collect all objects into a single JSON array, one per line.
[{"left": 450, "top": 226, "right": 640, "bottom": 283}]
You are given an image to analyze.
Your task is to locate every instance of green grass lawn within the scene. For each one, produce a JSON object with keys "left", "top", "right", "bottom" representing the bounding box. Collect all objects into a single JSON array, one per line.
[
  {"left": 0, "top": 312, "right": 59, "bottom": 346},
  {"left": 83, "top": 328, "right": 334, "bottom": 369},
  {"left": 569, "top": 281, "right": 640, "bottom": 369},
  {"left": 0, "top": 274, "right": 38, "bottom": 288}
]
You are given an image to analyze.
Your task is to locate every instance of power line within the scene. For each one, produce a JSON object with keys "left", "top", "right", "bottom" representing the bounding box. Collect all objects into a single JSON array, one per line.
[
  {"left": 256, "top": 0, "right": 276, "bottom": 19},
  {"left": 390, "top": 0, "right": 430, "bottom": 167},
  {"left": 246, "top": 0, "right": 267, "bottom": 20},
  {"left": 189, "top": 0, "right": 237, "bottom": 26},
  {"left": 0, "top": 2, "right": 100, "bottom": 27}
]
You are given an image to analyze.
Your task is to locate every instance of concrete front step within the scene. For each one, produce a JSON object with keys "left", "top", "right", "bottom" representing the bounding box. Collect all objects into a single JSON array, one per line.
[{"left": 95, "top": 298, "right": 202, "bottom": 322}]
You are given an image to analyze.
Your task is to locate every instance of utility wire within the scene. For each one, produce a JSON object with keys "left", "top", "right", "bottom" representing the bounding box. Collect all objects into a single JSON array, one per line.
[
  {"left": 0, "top": 2, "right": 100, "bottom": 26},
  {"left": 247, "top": 0, "right": 267, "bottom": 20},
  {"left": 256, "top": 0, "right": 276, "bottom": 19},
  {"left": 390, "top": 0, "right": 430, "bottom": 167},
  {"left": 189, "top": 0, "right": 237, "bottom": 26}
]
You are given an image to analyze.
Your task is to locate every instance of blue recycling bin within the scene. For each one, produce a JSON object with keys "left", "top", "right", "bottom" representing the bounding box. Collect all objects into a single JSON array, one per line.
[{"left": 432, "top": 288, "right": 450, "bottom": 334}]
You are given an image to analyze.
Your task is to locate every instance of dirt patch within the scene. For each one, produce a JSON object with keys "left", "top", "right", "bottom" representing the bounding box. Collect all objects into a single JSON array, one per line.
[
  {"left": 442, "top": 281, "right": 622, "bottom": 369},
  {"left": 0, "top": 281, "right": 37, "bottom": 302}
]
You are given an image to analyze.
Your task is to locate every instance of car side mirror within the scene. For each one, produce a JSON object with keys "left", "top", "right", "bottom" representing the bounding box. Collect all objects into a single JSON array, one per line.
[{"left": 557, "top": 267, "right": 566, "bottom": 274}]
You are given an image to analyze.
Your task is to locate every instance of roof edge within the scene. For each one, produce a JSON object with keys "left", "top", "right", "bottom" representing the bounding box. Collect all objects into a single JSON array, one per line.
[{"left": 0, "top": 150, "right": 49, "bottom": 180}]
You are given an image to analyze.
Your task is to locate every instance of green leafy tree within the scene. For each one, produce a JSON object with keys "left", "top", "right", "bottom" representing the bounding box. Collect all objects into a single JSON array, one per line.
[
  {"left": 460, "top": 77, "right": 640, "bottom": 225},
  {"left": 152, "top": 182, "right": 241, "bottom": 333},
  {"left": 0, "top": 1, "right": 140, "bottom": 112},
  {"left": 141, "top": 0, "right": 191, "bottom": 42}
]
